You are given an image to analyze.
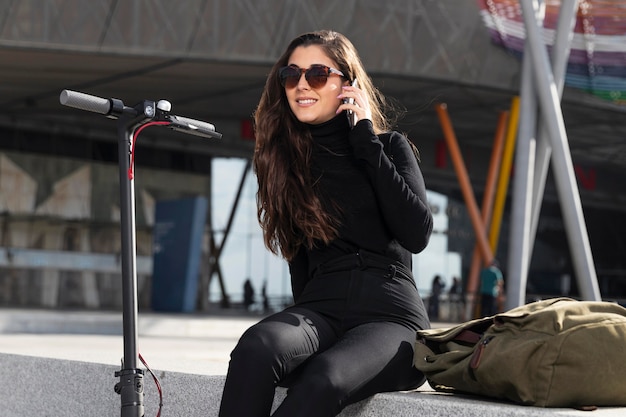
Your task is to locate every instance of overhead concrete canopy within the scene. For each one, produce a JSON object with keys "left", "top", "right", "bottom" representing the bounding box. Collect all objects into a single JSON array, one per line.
[{"left": 2, "top": 1, "right": 625, "bottom": 188}]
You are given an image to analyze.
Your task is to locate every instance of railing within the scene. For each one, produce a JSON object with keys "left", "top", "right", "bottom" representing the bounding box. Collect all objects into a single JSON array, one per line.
[{"left": 0, "top": 247, "right": 152, "bottom": 309}]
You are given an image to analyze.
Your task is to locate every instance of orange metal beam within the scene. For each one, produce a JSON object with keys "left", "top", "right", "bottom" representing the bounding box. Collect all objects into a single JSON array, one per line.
[
  {"left": 434, "top": 103, "right": 494, "bottom": 265},
  {"left": 466, "top": 110, "right": 508, "bottom": 317}
]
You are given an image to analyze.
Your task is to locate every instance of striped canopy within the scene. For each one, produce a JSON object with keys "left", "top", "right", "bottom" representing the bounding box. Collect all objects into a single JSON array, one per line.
[{"left": 478, "top": 0, "right": 626, "bottom": 104}]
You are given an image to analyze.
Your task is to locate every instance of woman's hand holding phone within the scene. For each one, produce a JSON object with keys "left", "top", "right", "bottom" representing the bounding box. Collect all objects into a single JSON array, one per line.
[{"left": 339, "top": 79, "right": 370, "bottom": 129}]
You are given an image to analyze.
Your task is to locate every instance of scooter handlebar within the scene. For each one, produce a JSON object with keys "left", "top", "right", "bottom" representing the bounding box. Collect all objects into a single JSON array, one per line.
[
  {"left": 60, "top": 89, "right": 222, "bottom": 139},
  {"left": 59, "top": 90, "right": 111, "bottom": 115}
]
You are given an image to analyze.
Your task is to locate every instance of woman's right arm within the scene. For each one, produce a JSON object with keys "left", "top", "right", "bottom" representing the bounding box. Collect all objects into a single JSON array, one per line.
[{"left": 349, "top": 122, "right": 433, "bottom": 253}]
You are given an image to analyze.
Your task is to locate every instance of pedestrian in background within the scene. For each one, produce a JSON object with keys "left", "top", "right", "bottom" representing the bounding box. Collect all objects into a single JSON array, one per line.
[
  {"left": 428, "top": 274, "right": 444, "bottom": 320},
  {"left": 480, "top": 260, "right": 503, "bottom": 317},
  {"left": 449, "top": 276, "right": 464, "bottom": 322},
  {"left": 243, "top": 279, "right": 255, "bottom": 312}
]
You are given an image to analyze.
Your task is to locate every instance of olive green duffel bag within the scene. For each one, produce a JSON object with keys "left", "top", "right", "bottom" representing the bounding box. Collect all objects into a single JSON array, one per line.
[{"left": 414, "top": 297, "right": 626, "bottom": 407}]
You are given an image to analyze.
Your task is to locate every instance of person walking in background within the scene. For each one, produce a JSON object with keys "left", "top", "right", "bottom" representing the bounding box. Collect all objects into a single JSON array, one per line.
[
  {"left": 428, "top": 274, "right": 444, "bottom": 320},
  {"left": 261, "top": 280, "right": 270, "bottom": 313},
  {"left": 448, "top": 276, "right": 464, "bottom": 322},
  {"left": 243, "top": 279, "right": 255, "bottom": 312},
  {"left": 218, "top": 30, "right": 433, "bottom": 417},
  {"left": 480, "top": 260, "right": 503, "bottom": 317}
]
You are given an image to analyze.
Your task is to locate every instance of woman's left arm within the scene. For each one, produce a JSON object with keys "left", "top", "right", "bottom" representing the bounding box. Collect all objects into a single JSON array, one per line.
[{"left": 349, "top": 121, "right": 433, "bottom": 253}]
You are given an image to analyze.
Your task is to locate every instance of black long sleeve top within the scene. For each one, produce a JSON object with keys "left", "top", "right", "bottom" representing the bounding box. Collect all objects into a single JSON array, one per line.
[{"left": 288, "top": 113, "right": 433, "bottom": 300}]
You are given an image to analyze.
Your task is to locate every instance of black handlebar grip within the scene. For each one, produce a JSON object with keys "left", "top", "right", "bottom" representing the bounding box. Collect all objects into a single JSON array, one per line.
[{"left": 59, "top": 90, "right": 111, "bottom": 115}]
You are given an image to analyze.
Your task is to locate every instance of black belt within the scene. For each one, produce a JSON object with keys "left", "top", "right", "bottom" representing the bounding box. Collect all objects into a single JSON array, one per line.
[{"left": 313, "top": 249, "right": 411, "bottom": 280}]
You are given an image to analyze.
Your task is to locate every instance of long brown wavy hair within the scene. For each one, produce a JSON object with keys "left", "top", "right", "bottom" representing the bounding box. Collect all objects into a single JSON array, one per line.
[{"left": 253, "top": 30, "right": 396, "bottom": 261}]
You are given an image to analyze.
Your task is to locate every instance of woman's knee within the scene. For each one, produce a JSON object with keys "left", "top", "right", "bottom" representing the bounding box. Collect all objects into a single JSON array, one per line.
[
  {"left": 229, "top": 321, "right": 308, "bottom": 383},
  {"left": 230, "top": 325, "right": 276, "bottom": 364}
]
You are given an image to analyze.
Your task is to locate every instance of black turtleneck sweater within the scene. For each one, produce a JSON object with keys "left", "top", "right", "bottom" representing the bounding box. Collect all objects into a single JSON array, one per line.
[{"left": 288, "top": 114, "right": 433, "bottom": 300}]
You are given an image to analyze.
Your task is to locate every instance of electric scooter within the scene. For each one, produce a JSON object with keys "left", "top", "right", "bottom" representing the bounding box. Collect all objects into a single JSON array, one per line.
[{"left": 60, "top": 89, "right": 222, "bottom": 417}]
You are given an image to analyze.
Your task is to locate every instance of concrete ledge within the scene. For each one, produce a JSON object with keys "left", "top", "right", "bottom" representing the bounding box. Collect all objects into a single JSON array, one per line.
[{"left": 2, "top": 353, "right": 625, "bottom": 417}]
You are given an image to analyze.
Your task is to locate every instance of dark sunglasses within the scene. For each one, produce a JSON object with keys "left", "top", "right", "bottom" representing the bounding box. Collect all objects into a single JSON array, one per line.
[{"left": 278, "top": 64, "right": 345, "bottom": 89}]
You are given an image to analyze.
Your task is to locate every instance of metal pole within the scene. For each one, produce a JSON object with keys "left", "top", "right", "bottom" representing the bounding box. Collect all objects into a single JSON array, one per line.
[
  {"left": 506, "top": 0, "right": 543, "bottom": 310},
  {"left": 520, "top": 0, "right": 601, "bottom": 301},
  {"left": 529, "top": 0, "right": 580, "bottom": 255},
  {"left": 118, "top": 123, "right": 140, "bottom": 370},
  {"left": 115, "top": 113, "right": 149, "bottom": 417}
]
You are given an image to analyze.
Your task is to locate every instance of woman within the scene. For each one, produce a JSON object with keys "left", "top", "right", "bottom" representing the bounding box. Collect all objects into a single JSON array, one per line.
[{"left": 218, "top": 30, "right": 433, "bottom": 417}]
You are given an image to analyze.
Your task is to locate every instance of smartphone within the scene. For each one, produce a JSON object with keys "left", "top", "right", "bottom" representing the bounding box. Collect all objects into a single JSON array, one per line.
[{"left": 344, "top": 78, "right": 358, "bottom": 128}]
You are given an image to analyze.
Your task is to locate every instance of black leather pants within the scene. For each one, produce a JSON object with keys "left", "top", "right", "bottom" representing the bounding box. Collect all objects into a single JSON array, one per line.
[{"left": 218, "top": 254, "right": 430, "bottom": 417}]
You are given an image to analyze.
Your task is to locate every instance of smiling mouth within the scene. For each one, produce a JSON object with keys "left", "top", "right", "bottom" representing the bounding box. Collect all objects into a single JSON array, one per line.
[{"left": 297, "top": 99, "right": 317, "bottom": 105}]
